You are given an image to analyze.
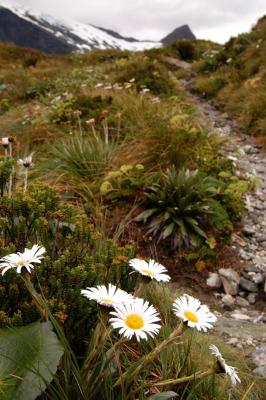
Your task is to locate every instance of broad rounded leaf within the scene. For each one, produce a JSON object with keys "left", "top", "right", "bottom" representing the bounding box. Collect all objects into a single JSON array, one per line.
[{"left": 0, "top": 321, "right": 64, "bottom": 400}]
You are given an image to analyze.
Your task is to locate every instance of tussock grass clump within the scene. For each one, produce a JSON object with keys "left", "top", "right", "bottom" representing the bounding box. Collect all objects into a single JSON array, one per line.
[{"left": 48, "top": 135, "right": 119, "bottom": 179}]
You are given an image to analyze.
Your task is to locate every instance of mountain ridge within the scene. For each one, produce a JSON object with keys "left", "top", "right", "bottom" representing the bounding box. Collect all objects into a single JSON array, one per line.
[{"left": 0, "top": 4, "right": 195, "bottom": 54}]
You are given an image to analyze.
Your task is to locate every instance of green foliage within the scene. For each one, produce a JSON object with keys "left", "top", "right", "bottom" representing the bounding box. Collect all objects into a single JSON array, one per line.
[
  {"left": 115, "top": 56, "right": 174, "bottom": 95},
  {"left": 0, "top": 183, "right": 137, "bottom": 351},
  {"left": 0, "top": 182, "right": 82, "bottom": 252},
  {"left": 0, "top": 157, "right": 14, "bottom": 196},
  {"left": 49, "top": 94, "right": 113, "bottom": 124},
  {"left": 83, "top": 49, "right": 130, "bottom": 64},
  {"left": 194, "top": 15, "right": 266, "bottom": 136},
  {"left": 100, "top": 163, "right": 154, "bottom": 201},
  {"left": 136, "top": 167, "right": 232, "bottom": 248},
  {"left": 0, "top": 321, "right": 63, "bottom": 400},
  {"left": 24, "top": 79, "right": 55, "bottom": 100},
  {"left": 0, "top": 98, "right": 12, "bottom": 114},
  {"left": 222, "top": 177, "right": 250, "bottom": 220},
  {"left": 0, "top": 241, "right": 136, "bottom": 354},
  {"left": 193, "top": 77, "right": 226, "bottom": 97},
  {"left": 48, "top": 135, "right": 119, "bottom": 179},
  {"left": 169, "top": 40, "right": 197, "bottom": 61},
  {"left": 22, "top": 54, "right": 39, "bottom": 68}
]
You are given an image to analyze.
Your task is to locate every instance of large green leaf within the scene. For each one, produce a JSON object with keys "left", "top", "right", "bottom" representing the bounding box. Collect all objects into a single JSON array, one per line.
[{"left": 0, "top": 321, "right": 64, "bottom": 400}]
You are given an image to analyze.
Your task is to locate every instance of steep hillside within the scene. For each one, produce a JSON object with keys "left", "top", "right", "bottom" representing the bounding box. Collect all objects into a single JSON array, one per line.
[
  {"left": 0, "top": 4, "right": 160, "bottom": 52},
  {"left": 193, "top": 15, "right": 266, "bottom": 139},
  {"left": 0, "top": 4, "right": 196, "bottom": 53}
]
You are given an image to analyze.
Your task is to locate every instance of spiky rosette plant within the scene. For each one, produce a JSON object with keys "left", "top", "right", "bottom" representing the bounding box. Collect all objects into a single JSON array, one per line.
[{"left": 136, "top": 167, "right": 232, "bottom": 248}]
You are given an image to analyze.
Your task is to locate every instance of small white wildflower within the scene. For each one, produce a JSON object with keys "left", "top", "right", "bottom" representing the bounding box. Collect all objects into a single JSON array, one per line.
[
  {"left": 109, "top": 298, "right": 161, "bottom": 341},
  {"left": 0, "top": 245, "right": 46, "bottom": 275},
  {"left": 129, "top": 258, "right": 171, "bottom": 282},
  {"left": 81, "top": 284, "right": 133, "bottom": 307},
  {"left": 173, "top": 294, "right": 217, "bottom": 332},
  {"left": 209, "top": 344, "right": 241, "bottom": 385}
]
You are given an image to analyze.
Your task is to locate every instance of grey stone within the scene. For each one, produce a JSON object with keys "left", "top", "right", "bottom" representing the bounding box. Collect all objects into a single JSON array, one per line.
[
  {"left": 249, "top": 345, "right": 266, "bottom": 367},
  {"left": 219, "top": 268, "right": 240, "bottom": 283},
  {"left": 242, "top": 226, "right": 256, "bottom": 236},
  {"left": 219, "top": 268, "right": 240, "bottom": 295},
  {"left": 207, "top": 273, "right": 222, "bottom": 289},
  {"left": 215, "top": 316, "right": 266, "bottom": 340},
  {"left": 247, "top": 293, "right": 257, "bottom": 304},
  {"left": 227, "top": 337, "right": 238, "bottom": 346},
  {"left": 242, "top": 145, "right": 259, "bottom": 154},
  {"left": 251, "top": 273, "right": 264, "bottom": 284},
  {"left": 222, "top": 294, "right": 235, "bottom": 307},
  {"left": 255, "top": 203, "right": 266, "bottom": 211},
  {"left": 239, "top": 250, "right": 252, "bottom": 261},
  {"left": 256, "top": 234, "right": 266, "bottom": 243},
  {"left": 236, "top": 296, "right": 250, "bottom": 307},
  {"left": 220, "top": 277, "right": 239, "bottom": 295},
  {"left": 244, "top": 265, "right": 262, "bottom": 273},
  {"left": 239, "top": 277, "right": 259, "bottom": 292},
  {"left": 253, "top": 366, "right": 266, "bottom": 378},
  {"left": 231, "top": 313, "right": 252, "bottom": 321}
]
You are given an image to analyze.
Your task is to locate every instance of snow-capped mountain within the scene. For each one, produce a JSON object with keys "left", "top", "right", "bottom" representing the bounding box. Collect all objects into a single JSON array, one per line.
[
  {"left": 0, "top": 3, "right": 160, "bottom": 53},
  {"left": 0, "top": 2, "right": 195, "bottom": 54}
]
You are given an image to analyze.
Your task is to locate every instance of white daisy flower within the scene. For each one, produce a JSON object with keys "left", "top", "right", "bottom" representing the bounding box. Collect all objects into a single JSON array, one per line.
[
  {"left": 209, "top": 344, "right": 241, "bottom": 385},
  {"left": 0, "top": 244, "right": 46, "bottom": 275},
  {"left": 173, "top": 294, "right": 217, "bottom": 332},
  {"left": 17, "top": 154, "right": 33, "bottom": 168},
  {"left": 109, "top": 298, "right": 161, "bottom": 341},
  {"left": 129, "top": 258, "right": 170, "bottom": 282},
  {"left": 81, "top": 284, "right": 133, "bottom": 307}
]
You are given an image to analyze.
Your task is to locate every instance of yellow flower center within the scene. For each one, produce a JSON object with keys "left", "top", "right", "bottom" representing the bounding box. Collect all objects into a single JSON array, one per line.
[
  {"left": 16, "top": 260, "right": 25, "bottom": 267},
  {"left": 141, "top": 269, "right": 154, "bottom": 277},
  {"left": 184, "top": 310, "right": 198, "bottom": 323},
  {"left": 125, "top": 313, "right": 144, "bottom": 330},
  {"left": 102, "top": 298, "right": 114, "bottom": 304}
]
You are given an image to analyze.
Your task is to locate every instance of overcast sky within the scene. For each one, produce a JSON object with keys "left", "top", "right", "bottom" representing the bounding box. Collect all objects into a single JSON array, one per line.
[{"left": 2, "top": 0, "right": 266, "bottom": 43}]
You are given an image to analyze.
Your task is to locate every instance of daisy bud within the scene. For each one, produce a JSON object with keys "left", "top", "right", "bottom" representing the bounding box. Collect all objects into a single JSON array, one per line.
[
  {"left": 101, "top": 110, "right": 109, "bottom": 119},
  {"left": 1, "top": 137, "right": 9, "bottom": 148},
  {"left": 86, "top": 118, "right": 96, "bottom": 126},
  {"left": 73, "top": 110, "right": 82, "bottom": 117},
  {"left": 115, "top": 112, "right": 122, "bottom": 120}
]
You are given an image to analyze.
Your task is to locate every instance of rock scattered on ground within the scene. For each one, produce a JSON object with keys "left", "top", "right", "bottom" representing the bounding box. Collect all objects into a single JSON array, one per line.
[{"left": 181, "top": 80, "right": 266, "bottom": 378}]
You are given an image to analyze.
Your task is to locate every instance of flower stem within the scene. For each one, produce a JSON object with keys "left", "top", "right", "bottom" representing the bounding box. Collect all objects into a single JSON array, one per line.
[
  {"left": 115, "top": 323, "right": 185, "bottom": 387},
  {"left": 91, "top": 125, "right": 99, "bottom": 142},
  {"left": 117, "top": 119, "right": 121, "bottom": 141},
  {"left": 77, "top": 116, "right": 83, "bottom": 136},
  {"left": 24, "top": 168, "right": 28, "bottom": 193},
  {"left": 151, "top": 368, "right": 215, "bottom": 387},
  {"left": 22, "top": 274, "right": 48, "bottom": 321},
  {"left": 102, "top": 120, "right": 109, "bottom": 144}
]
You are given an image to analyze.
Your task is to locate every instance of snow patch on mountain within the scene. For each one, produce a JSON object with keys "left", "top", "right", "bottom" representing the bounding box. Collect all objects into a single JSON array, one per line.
[{"left": 0, "top": 2, "right": 161, "bottom": 51}]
